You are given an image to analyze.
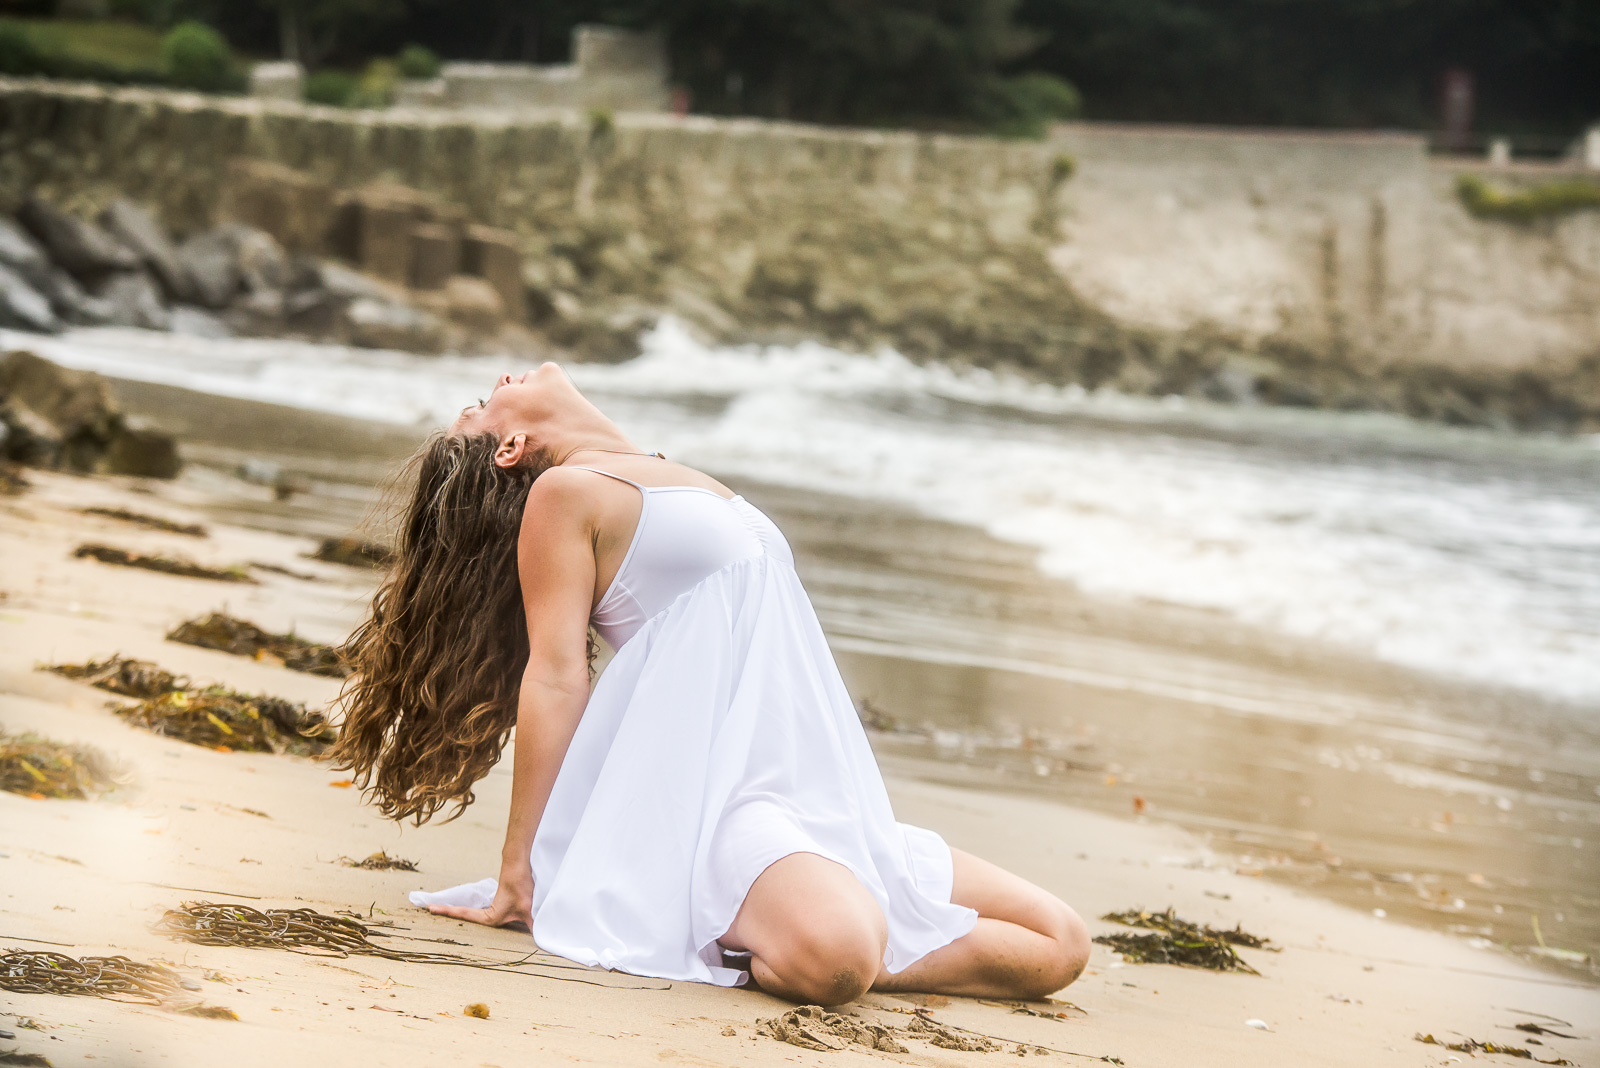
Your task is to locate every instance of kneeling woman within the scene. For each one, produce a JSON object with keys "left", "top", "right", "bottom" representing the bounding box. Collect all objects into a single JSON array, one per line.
[{"left": 331, "top": 363, "right": 1089, "bottom": 1005}]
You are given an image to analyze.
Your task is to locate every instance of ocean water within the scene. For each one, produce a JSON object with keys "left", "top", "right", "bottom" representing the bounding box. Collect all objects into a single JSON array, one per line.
[{"left": 8, "top": 321, "right": 1600, "bottom": 707}]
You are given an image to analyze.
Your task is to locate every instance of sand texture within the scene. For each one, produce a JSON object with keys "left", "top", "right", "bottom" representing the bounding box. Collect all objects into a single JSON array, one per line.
[{"left": 2, "top": 469, "right": 1596, "bottom": 1067}]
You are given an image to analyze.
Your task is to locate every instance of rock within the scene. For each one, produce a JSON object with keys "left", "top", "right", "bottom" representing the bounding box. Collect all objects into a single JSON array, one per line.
[
  {"left": 410, "top": 222, "right": 461, "bottom": 290},
  {"left": 170, "top": 305, "right": 233, "bottom": 338},
  {"left": 0, "top": 400, "right": 62, "bottom": 466},
  {"left": 461, "top": 225, "right": 523, "bottom": 320},
  {"left": 0, "top": 349, "right": 180, "bottom": 477},
  {"left": 343, "top": 297, "right": 444, "bottom": 352},
  {"left": 99, "top": 200, "right": 192, "bottom": 302},
  {"left": 31, "top": 266, "right": 110, "bottom": 325},
  {"left": 249, "top": 60, "right": 304, "bottom": 102},
  {"left": 0, "top": 263, "right": 62, "bottom": 333},
  {"left": 439, "top": 275, "right": 504, "bottom": 333},
  {"left": 550, "top": 299, "right": 656, "bottom": 362},
  {"left": 18, "top": 197, "right": 139, "bottom": 280},
  {"left": 231, "top": 225, "right": 289, "bottom": 293},
  {"left": 93, "top": 270, "right": 171, "bottom": 331},
  {"left": 0, "top": 217, "right": 54, "bottom": 293},
  {"left": 330, "top": 187, "right": 433, "bottom": 285},
  {"left": 221, "top": 159, "right": 337, "bottom": 255},
  {"left": 175, "top": 228, "right": 241, "bottom": 308},
  {"left": 316, "top": 261, "right": 395, "bottom": 302},
  {"left": 105, "top": 419, "right": 182, "bottom": 479}
]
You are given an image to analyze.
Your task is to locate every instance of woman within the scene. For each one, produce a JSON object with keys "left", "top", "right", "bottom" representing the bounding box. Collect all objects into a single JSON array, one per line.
[{"left": 331, "top": 363, "right": 1089, "bottom": 1006}]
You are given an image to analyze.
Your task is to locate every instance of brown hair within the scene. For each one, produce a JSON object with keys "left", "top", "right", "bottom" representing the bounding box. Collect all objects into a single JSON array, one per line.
[{"left": 329, "top": 431, "right": 552, "bottom": 824}]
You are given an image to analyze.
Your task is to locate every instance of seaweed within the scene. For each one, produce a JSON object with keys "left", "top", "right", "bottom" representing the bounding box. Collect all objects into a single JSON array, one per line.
[
  {"left": 760, "top": 1005, "right": 1117, "bottom": 1060},
  {"left": 1101, "top": 907, "right": 1273, "bottom": 949},
  {"left": 79, "top": 507, "right": 206, "bottom": 537},
  {"left": 44, "top": 655, "right": 185, "bottom": 698},
  {"left": 0, "top": 950, "right": 201, "bottom": 1010},
  {"left": 311, "top": 537, "right": 393, "bottom": 569},
  {"left": 342, "top": 851, "right": 418, "bottom": 872},
  {"left": 1416, "top": 1033, "right": 1573, "bottom": 1064},
  {"left": 0, "top": 733, "right": 120, "bottom": 800},
  {"left": 0, "top": 1051, "right": 53, "bottom": 1066},
  {"left": 1093, "top": 908, "right": 1271, "bottom": 973},
  {"left": 116, "top": 686, "right": 335, "bottom": 755},
  {"left": 166, "top": 613, "right": 349, "bottom": 678},
  {"left": 72, "top": 545, "right": 254, "bottom": 584}
]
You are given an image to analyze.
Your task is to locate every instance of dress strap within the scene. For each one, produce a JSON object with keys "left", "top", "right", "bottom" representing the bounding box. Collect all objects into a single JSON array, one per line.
[{"left": 564, "top": 465, "right": 647, "bottom": 491}]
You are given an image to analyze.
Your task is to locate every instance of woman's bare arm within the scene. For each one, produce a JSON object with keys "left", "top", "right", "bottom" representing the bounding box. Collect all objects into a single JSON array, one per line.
[{"left": 427, "top": 469, "right": 599, "bottom": 930}]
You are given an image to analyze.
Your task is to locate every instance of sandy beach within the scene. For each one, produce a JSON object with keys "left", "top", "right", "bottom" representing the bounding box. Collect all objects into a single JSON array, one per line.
[{"left": 3, "top": 432, "right": 1597, "bottom": 1064}]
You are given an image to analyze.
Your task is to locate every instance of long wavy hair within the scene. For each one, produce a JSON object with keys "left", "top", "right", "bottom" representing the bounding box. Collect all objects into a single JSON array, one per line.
[{"left": 329, "top": 431, "right": 557, "bottom": 824}]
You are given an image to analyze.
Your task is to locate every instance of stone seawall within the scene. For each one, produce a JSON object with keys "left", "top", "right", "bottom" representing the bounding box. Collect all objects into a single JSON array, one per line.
[{"left": 1, "top": 78, "right": 1596, "bottom": 430}]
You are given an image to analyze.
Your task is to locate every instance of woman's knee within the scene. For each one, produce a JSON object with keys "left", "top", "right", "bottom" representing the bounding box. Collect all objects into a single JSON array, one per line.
[
  {"left": 1018, "top": 902, "right": 1091, "bottom": 998},
  {"left": 762, "top": 911, "right": 886, "bottom": 1005}
]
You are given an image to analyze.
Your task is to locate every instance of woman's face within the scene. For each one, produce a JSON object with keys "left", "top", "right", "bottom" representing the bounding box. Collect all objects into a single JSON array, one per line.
[{"left": 450, "top": 362, "right": 568, "bottom": 438}]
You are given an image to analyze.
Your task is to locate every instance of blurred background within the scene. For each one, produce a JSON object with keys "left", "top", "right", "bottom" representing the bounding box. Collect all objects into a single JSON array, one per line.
[
  {"left": 0, "top": 0, "right": 1596, "bottom": 147},
  {"left": 0, "top": 0, "right": 1597, "bottom": 980}
]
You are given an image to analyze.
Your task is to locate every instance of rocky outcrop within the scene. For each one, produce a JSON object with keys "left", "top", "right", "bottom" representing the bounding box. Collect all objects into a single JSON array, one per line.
[{"left": 0, "top": 349, "right": 181, "bottom": 478}]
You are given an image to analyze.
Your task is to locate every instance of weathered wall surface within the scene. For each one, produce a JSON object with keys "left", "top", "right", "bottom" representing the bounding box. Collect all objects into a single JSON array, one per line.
[{"left": 1, "top": 79, "right": 1596, "bottom": 428}]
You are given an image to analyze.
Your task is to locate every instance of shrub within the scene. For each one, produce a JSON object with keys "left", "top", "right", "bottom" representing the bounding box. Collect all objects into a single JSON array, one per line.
[
  {"left": 396, "top": 43, "right": 439, "bottom": 81},
  {"left": 981, "top": 71, "right": 1083, "bottom": 139},
  {"left": 304, "top": 69, "right": 357, "bottom": 107},
  {"left": 1456, "top": 174, "right": 1600, "bottom": 222},
  {"left": 350, "top": 58, "right": 397, "bottom": 108},
  {"left": 160, "top": 20, "right": 238, "bottom": 92},
  {"left": 0, "top": 22, "right": 44, "bottom": 77}
]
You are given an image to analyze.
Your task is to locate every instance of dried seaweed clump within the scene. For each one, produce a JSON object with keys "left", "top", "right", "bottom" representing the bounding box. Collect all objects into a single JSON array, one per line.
[
  {"left": 44, "top": 655, "right": 185, "bottom": 699},
  {"left": 343, "top": 850, "right": 419, "bottom": 872},
  {"left": 167, "top": 613, "right": 349, "bottom": 678},
  {"left": 1094, "top": 908, "right": 1270, "bottom": 973},
  {"left": 80, "top": 507, "right": 206, "bottom": 537},
  {"left": 157, "top": 902, "right": 472, "bottom": 965},
  {"left": 761, "top": 1006, "right": 911, "bottom": 1053},
  {"left": 116, "top": 686, "right": 334, "bottom": 755},
  {"left": 1416, "top": 1033, "right": 1572, "bottom": 1065},
  {"left": 312, "top": 537, "right": 393, "bottom": 569},
  {"left": 73, "top": 545, "right": 254, "bottom": 584},
  {"left": 0, "top": 732, "right": 120, "bottom": 800}
]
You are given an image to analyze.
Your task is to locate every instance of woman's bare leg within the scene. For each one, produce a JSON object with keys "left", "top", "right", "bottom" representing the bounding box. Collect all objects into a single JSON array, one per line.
[
  {"left": 872, "top": 847, "right": 1089, "bottom": 1000},
  {"left": 721, "top": 852, "right": 889, "bottom": 1006},
  {"left": 719, "top": 847, "right": 1088, "bottom": 1005}
]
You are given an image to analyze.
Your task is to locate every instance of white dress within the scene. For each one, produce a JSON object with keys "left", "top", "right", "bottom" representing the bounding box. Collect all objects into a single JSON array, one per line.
[{"left": 410, "top": 468, "right": 978, "bottom": 985}]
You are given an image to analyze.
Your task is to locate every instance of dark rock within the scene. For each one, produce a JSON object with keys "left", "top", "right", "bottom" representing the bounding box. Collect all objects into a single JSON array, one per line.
[
  {"left": 18, "top": 197, "right": 139, "bottom": 280},
  {"left": 93, "top": 270, "right": 171, "bottom": 331},
  {"left": 0, "top": 217, "right": 54, "bottom": 293},
  {"left": 0, "top": 263, "right": 61, "bottom": 333},
  {"left": 99, "top": 199, "right": 192, "bottom": 302},
  {"left": 410, "top": 222, "right": 461, "bottom": 290},
  {"left": 40, "top": 266, "right": 114, "bottom": 325},
  {"left": 0, "top": 400, "right": 63, "bottom": 466},
  {"left": 462, "top": 224, "right": 523, "bottom": 320},
  {"left": 316, "top": 261, "right": 392, "bottom": 301},
  {"left": 175, "top": 229, "right": 241, "bottom": 308},
  {"left": 0, "top": 350, "right": 180, "bottom": 477},
  {"left": 105, "top": 419, "right": 182, "bottom": 479}
]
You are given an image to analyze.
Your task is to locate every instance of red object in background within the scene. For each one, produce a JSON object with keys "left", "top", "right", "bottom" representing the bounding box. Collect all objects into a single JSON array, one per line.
[
  {"left": 1440, "top": 68, "right": 1474, "bottom": 152},
  {"left": 671, "top": 87, "right": 691, "bottom": 116}
]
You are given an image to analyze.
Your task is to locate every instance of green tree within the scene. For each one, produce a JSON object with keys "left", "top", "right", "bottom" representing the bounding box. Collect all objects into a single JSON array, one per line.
[{"left": 256, "top": 0, "right": 406, "bottom": 66}]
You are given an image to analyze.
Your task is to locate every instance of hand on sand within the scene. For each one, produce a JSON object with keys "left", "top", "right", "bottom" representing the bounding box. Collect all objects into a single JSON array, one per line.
[{"left": 427, "top": 864, "right": 534, "bottom": 933}]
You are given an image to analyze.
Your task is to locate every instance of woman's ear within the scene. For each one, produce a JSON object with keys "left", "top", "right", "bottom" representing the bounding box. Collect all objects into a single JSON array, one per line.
[{"left": 494, "top": 433, "right": 528, "bottom": 469}]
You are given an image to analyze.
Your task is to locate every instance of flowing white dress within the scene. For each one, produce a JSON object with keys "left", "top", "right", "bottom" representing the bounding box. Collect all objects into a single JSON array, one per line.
[{"left": 410, "top": 468, "right": 978, "bottom": 985}]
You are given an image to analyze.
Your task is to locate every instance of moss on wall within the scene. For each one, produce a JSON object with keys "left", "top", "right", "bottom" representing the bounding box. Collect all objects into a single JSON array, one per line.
[{"left": 1456, "top": 173, "right": 1600, "bottom": 223}]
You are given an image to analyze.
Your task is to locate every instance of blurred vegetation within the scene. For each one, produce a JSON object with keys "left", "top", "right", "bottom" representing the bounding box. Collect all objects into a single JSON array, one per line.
[
  {"left": 2, "top": 0, "right": 1596, "bottom": 139},
  {"left": 1456, "top": 174, "right": 1600, "bottom": 222},
  {"left": 395, "top": 41, "right": 437, "bottom": 78},
  {"left": 160, "top": 18, "right": 241, "bottom": 90}
]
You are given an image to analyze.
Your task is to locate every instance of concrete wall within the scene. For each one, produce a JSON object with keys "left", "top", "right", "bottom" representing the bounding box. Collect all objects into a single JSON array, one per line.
[{"left": 1, "top": 78, "right": 1596, "bottom": 427}]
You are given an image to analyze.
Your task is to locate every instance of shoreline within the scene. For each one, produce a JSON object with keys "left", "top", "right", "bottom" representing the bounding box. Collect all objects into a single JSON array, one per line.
[{"left": 1, "top": 467, "right": 1596, "bottom": 1065}]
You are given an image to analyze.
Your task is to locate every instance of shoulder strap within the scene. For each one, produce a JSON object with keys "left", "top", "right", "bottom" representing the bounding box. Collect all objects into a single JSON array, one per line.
[{"left": 563, "top": 465, "right": 646, "bottom": 491}]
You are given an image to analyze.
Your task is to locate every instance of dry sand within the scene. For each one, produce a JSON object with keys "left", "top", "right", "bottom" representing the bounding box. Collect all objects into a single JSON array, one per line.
[{"left": 2, "top": 467, "right": 1596, "bottom": 1068}]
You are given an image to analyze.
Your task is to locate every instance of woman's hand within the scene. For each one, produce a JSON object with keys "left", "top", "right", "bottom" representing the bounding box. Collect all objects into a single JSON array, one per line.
[{"left": 427, "top": 862, "right": 534, "bottom": 932}]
